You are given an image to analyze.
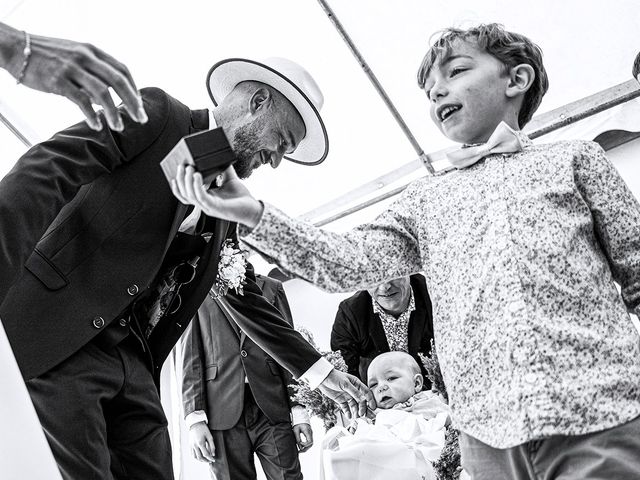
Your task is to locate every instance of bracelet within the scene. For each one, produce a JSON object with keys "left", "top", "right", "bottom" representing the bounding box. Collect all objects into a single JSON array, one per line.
[{"left": 15, "top": 31, "right": 32, "bottom": 84}]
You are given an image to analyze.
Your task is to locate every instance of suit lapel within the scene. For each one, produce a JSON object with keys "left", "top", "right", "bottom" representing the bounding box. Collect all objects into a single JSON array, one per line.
[
  {"left": 369, "top": 307, "right": 390, "bottom": 352},
  {"left": 159, "top": 108, "right": 208, "bottom": 261},
  {"left": 160, "top": 203, "right": 189, "bottom": 261},
  {"left": 407, "top": 309, "right": 424, "bottom": 355}
]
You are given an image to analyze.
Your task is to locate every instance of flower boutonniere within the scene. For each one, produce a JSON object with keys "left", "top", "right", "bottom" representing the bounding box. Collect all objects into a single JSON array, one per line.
[{"left": 212, "top": 239, "right": 248, "bottom": 297}]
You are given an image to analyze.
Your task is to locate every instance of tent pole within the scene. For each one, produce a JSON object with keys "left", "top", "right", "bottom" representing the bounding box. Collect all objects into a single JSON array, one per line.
[{"left": 315, "top": 0, "right": 434, "bottom": 174}]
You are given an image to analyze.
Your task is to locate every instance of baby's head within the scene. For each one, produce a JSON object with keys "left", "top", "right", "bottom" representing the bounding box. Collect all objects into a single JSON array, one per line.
[
  {"left": 417, "top": 23, "right": 549, "bottom": 144},
  {"left": 367, "top": 352, "right": 424, "bottom": 409}
]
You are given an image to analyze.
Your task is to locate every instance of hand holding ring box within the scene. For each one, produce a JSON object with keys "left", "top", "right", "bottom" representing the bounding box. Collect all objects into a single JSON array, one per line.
[{"left": 160, "top": 127, "right": 237, "bottom": 185}]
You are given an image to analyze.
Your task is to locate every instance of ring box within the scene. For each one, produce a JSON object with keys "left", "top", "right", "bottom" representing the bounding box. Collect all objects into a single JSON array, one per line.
[{"left": 160, "top": 127, "right": 237, "bottom": 185}]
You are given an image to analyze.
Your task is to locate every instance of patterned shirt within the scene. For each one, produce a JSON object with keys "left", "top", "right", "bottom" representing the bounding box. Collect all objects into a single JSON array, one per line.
[
  {"left": 372, "top": 289, "right": 415, "bottom": 352},
  {"left": 240, "top": 136, "right": 640, "bottom": 448}
]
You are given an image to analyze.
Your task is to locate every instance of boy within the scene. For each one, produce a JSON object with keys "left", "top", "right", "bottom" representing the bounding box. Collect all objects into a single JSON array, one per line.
[{"left": 173, "top": 24, "right": 640, "bottom": 479}]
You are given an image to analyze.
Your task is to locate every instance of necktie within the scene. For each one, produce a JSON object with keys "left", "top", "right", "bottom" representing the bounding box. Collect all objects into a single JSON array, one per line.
[{"left": 446, "top": 121, "right": 524, "bottom": 169}]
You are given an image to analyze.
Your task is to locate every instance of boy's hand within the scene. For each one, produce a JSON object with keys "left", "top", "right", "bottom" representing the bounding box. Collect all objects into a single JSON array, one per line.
[
  {"left": 293, "top": 423, "right": 314, "bottom": 452},
  {"left": 171, "top": 164, "right": 264, "bottom": 229},
  {"left": 318, "top": 369, "right": 377, "bottom": 420},
  {"left": 188, "top": 421, "right": 216, "bottom": 463}
]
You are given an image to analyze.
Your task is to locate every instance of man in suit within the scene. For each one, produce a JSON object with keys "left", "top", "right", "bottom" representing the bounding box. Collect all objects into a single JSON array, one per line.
[
  {"left": 330, "top": 274, "right": 434, "bottom": 383},
  {"left": 0, "top": 57, "right": 371, "bottom": 480},
  {"left": 182, "top": 274, "right": 312, "bottom": 480}
]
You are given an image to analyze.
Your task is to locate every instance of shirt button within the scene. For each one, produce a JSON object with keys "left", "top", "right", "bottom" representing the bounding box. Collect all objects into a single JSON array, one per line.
[
  {"left": 524, "top": 372, "right": 537, "bottom": 384},
  {"left": 240, "top": 350, "right": 248, "bottom": 358},
  {"left": 127, "top": 284, "right": 139, "bottom": 296},
  {"left": 92, "top": 316, "right": 105, "bottom": 329},
  {"left": 119, "top": 318, "right": 129, "bottom": 327}
]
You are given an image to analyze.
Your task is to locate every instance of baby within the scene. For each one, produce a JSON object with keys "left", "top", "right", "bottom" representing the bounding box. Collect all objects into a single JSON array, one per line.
[
  {"left": 368, "top": 351, "right": 430, "bottom": 409},
  {"left": 320, "top": 352, "right": 450, "bottom": 480}
]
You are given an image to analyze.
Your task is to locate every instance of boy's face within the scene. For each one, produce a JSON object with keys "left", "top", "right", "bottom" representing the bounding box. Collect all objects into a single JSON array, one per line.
[
  {"left": 423, "top": 40, "right": 513, "bottom": 144},
  {"left": 367, "top": 356, "right": 421, "bottom": 409}
]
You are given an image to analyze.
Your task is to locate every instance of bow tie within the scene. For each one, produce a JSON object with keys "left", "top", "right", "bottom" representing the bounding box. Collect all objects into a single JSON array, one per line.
[{"left": 446, "top": 121, "right": 524, "bottom": 169}]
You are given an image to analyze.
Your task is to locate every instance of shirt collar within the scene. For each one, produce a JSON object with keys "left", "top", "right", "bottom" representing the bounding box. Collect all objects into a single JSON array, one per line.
[
  {"left": 461, "top": 127, "right": 533, "bottom": 149},
  {"left": 371, "top": 288, "right": 416, "bottom": 319},
  {"left": 208, "top": 109, "right": 218, "bottom": 129}
]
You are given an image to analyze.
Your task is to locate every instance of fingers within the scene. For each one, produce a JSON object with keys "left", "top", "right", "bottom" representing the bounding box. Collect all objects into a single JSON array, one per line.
[
  {"left": 343, "top": 373, "right": 377, "bottom": 416},
  {"left": 336, "top": 398, "right": 352, "bottom": 421},
  {"left": 62, "top": 81, "right": 102, "bottom": 131},
  {"left": 90, "top": 45, "right": 147, "bottom": 123},
  {"left": 171, "top": 163, "right": 193, "bottom": 205},
  {"left": 347, "top": 397, "right": 359, "bottom": 420},
  {"left": 293, "top": 424, "right": 314, "bottom": 453},
  {"left": 201, "top": 431, "right": 216, "bottom": 463},
  {"left": 72, "top": 69, "right": 123, "bottom": 131}
]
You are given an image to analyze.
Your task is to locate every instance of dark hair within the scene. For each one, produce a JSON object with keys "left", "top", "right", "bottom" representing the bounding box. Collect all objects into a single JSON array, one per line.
[{"left": 417, "top": 23, "right": 549, "bottom": 128}]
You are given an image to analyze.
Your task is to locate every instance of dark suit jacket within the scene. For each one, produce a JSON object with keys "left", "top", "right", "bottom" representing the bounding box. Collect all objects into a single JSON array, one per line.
[
  {"left": 0, "top": 87, "right": 320, "bottom": 385},
  {"left": 181, "top": 275, "right": 296, "bottom": 429},
  {"left": 330, "top": 274, "right": 434, "bottom": 384}
]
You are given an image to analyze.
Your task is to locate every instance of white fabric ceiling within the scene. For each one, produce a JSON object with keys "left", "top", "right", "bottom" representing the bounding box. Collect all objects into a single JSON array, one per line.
[{"left": 1, "top": 0, "right": 639, "bottom": 221}]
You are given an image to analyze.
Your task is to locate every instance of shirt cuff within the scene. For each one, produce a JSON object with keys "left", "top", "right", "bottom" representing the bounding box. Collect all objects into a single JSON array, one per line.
[
  {"left": 237, "top": 201, "right": 265, "bottom": 238},
  {"left": 291, "top": 405, "right": 310, "bottom": 426},
  {"left": 299, "top": 357, "right": 333, "bottom": 390},
  {"left": 185, "top": 411, "right": 208, "bottom": 429}
]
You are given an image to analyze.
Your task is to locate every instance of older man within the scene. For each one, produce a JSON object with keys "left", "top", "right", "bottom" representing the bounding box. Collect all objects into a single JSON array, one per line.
[
  {"left": 331, "top": 274, "right": 434, "bottom": 383},
  {"left": 0, "top": 57, "right": 370, "bottom": 480}
]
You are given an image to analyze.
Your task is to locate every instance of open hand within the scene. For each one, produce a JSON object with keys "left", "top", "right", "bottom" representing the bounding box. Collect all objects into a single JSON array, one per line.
[
  {"left": 318, "top": 369, "right": 376, "bottom": 420},
  {"left": 2, "top": 23, "right": 147, "bottom": 131}
]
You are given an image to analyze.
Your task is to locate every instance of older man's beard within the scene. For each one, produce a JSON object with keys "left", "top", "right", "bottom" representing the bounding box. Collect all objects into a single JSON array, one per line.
[{"left": 230, "top": 116, "right": 268, "bottom": 179}]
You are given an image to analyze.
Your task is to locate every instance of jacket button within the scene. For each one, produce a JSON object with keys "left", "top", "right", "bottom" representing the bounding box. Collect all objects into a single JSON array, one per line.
[
  {"left": 92, "top": 316, "right": 105, "bottom": 329},
  {"left": 240, "top": 350, "right": 248, "bottom": 358},
  {"left": 127, "top": 284, "right": 139, "bottom": 296},
  {"left": 119, "top": 318, "right": 129, "bottom": 327}
]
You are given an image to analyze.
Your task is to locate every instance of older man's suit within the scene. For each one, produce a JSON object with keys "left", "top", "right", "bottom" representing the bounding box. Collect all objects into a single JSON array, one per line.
[
  {"left": 0, "top": 87, "right": 320, "bottom": 480},
  {"left": 330, "top": 273, "right": 434, "bottom": 383},
  {"left": 182, "top": 275, "right": 303, "bottom": 479}
]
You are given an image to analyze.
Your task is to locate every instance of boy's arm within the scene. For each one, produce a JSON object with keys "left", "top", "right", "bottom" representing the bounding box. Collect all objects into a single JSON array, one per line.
[
  {"left": 239, "top": 185, "right": 424, "bottom": 294},
  {"left": 573, "top": 142, "right": 640, "bottom": 313},
  {"left": 172, "top": 165, "right": 424, "bottom": 293}
]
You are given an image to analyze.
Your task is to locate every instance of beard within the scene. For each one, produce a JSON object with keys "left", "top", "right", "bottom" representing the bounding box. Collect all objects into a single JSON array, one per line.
[{"left": 230, "top": 115, "right": 268, "bottom": 179}]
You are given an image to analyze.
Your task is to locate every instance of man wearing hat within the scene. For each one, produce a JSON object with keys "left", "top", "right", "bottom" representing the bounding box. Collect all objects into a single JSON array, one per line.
[{"left": 0, "top": 57, "right": 372, "bottom": 479}]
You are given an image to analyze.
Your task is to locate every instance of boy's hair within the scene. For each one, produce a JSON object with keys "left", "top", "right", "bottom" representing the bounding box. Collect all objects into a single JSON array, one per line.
[{"left": 417, "top": 23, "right": 549, "bottom": 128}]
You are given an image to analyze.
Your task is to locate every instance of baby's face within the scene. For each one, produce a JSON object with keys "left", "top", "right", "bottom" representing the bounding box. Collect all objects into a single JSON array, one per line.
[{"left": 367, "top": 357, "right": 419, "bottom": 409}]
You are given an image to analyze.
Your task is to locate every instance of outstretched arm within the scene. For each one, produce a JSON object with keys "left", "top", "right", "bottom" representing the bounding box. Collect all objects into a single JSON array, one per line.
[
  {"left": 0, "top": 22, "right": 147, "bottom": 130},
  {"left": 171, "top": 164, "right": 423, "bottom": 292}
]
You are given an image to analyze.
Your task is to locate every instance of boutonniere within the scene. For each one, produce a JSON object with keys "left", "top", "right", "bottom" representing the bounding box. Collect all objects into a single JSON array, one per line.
[{"left": 211, "top": 239, "right": 248, "bottom": 297}]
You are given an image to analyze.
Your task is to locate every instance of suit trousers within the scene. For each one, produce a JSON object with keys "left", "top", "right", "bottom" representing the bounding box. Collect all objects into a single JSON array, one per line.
[
  {"left": 209, "top": 385, "right": 302, "bottom": 480},
  {"left": 25, "top": 335, "right": 173, "bottom": 480},
  {"left": 459, "top": 414, "right": 640, "bottom": 480}
]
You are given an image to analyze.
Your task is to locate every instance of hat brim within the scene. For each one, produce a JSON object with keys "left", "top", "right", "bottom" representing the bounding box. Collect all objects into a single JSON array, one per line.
[{"left": 206, "top": 58, "right": 328, "bottom": 166}]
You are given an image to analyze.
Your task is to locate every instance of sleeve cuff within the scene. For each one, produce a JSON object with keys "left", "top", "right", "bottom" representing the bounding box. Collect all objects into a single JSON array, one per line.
[
  {"left": 291, "top": 405, "right": 310, "bottom": 426},
  {"left": 185, "top": 410, "right": 208, "bottom": 429},
  {"left": 237, "top": 201, "right": 266, "bottom": 239},
  {"left": 299, "top": 357, "right": 333, "bottom": 390}
]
